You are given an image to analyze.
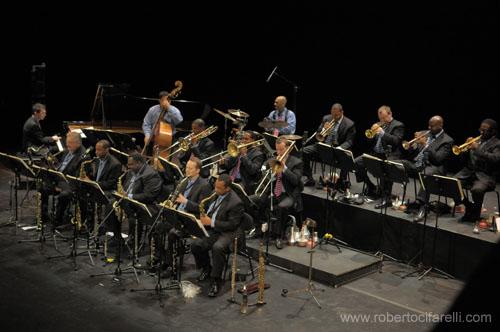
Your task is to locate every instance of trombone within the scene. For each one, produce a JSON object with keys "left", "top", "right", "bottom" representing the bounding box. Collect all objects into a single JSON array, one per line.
[
  {"left": 255, "top": 141, "right": 296, "bottom": 197},
  {"left": 452, "top": 135, "right": 481, "bottom": 155},
  {"left": 170, "top": 125, "right": 218, "bottom": 157},
  {"left": 365, "top": 122, "right": 384, "bottom": 139},
  {"left": 201, "top": 139, "right": 265, "bottom": 168},
  {"left": 402, "top": 130, "right": 430, "bottom": 150},
  {"left": 315, "top": 118, "right": 337, "bottom": 142}
]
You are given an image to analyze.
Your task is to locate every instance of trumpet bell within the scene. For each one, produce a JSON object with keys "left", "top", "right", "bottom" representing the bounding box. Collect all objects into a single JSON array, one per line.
[
  {"left": 452, "top": 146, "right": 462, "bottom": 155},
  {"left": 365, "top": 129, "right": 375, "bottom": 139}
]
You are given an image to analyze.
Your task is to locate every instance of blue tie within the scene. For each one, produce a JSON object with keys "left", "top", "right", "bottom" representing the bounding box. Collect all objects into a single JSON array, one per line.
[
  {"left": 177, "top": 180, "right": 195, "bottom": 211},
  {"left": 58, "top": 152, "right": 73, "bottom": 172},
  {"left": 415, "top": 135, "right": 436, "bottom": 168},
  {"left": 326, "top": 121, "right": 339, "bottom": 145},
  {"left": 374, "top": 134, "right": 384, "bottom": 154},
  {"left": 96, "top": 159, "right": 105, "bottom": 181},
  {"left": 126, "top": 174, "right": 137, "bottom": 194}
]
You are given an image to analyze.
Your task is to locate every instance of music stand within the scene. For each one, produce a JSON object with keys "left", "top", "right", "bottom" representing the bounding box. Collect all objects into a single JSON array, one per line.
[
  {"left": 28, "top": 165, "right": 71, "bottom": 250},
  {"left": 332, "top": 146, "right": 356, "bottom": 197},
  {"left": 362, "top": 154, "right": 401, "bottom": 263},
  {"left": 105, "top": 130, "right": 137, "bottom": 152},
  {"left": 262, "top": 132, "right": 277, "bottom": 153},
  {"left": 91, "top": 192, "right": 151, "bottom": 284},
  {"left": 81, "top": 128, "right": 111, "bottom": 148},
  {"left": 403, "top": 174, "right": 462, "bottom": 280},
  {"left": 158, "top": 156, "right": 184, "bottom": 182},
  {"left": 0, "top": 152, "right": 36, "bottom": 227},
  {"left": 109, "top": 147, "right": 129, "bottom": 166}
]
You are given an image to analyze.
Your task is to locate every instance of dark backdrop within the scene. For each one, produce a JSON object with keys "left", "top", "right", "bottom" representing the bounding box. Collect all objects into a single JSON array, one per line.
[{"left": 1, "top": 2, "right": 498, "bottom": 172}]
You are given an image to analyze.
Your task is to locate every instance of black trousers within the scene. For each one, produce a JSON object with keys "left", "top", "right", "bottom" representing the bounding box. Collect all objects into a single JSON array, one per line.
[
  {"left": 190, "top": 230, "right": 237, "bottom": 280},
  {"left": 400, "top": 161, "right": 443, "bottom": 204},
  {"left": 354, "top": 152, "right": 393, "bottom": 197},
  {"left": 250, "top": 192, "right": 294, "bottom": 238},
  {"left": 455, "top": 169, "right": 496, "bottom": 220}
]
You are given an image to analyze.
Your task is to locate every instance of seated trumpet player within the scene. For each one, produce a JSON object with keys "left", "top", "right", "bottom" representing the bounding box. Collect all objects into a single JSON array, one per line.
[
  {"left": 453, "top": 119, "right": 500, "bottom": 223},
  {"left": 251, "top": 137, "right": 303, "bottom": 248},
  {"left": 191, "top": 174, "right": 244, "bottom": 297},
  {"left": 80, "top": 140, "right": 123, "bottom": 240},
  {"left": 120, "top": 153, "right": 162, "bottom": 242},
  {"left": 399, "top": 115, "right": 454, "bottom": 222},
  {"left": 353, "top": 106, "right": 405, "bottom": 208},
  {"left": 302, "top": 103, "right": 356, "bottom": 188},
  {"left": 40, "top": 132, "right": 86, "bottom": 226},
  {"left": 177, "top": 118, "right": 216, "bottom": 178},
  {"left": 218, "top": 131, "right": 266, "bottom": 195}
]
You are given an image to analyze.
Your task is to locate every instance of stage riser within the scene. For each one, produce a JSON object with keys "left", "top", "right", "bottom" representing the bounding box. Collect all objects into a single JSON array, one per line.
[{"left": 302, "top": 194, "right": 496, "bottom": 280}]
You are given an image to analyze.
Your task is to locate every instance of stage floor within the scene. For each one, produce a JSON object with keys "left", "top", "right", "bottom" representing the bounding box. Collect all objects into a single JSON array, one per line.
[{"left": 0, "top": 166, "right": 472, "bottom": 331}]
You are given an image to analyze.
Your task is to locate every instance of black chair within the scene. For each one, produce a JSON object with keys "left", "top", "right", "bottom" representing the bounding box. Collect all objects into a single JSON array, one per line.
[{"left": 222, "top": 212, "right": 256, "bottom": 281}]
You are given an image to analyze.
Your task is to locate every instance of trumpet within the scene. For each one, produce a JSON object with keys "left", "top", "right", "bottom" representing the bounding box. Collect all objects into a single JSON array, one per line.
[
  {"left": 201, "top": 139, "right": 265, "bottom": 168},
  {"left": 452, "top": 135, "right": 481, "bottom": 155},
  {"left": 170, "top": 125, "right": 218, "bottom": 157},
  {"left": 255, "top": 141, "right": 296, "bottom": 197},
  {"left": 365, "top": 122, "right": 384, "bottom": 139},
  {"left": 402, "top": 130, "right": 430, "bottom": 150},
  {"left": 315, "top": 118, "right": 337, "bottom": 142}
]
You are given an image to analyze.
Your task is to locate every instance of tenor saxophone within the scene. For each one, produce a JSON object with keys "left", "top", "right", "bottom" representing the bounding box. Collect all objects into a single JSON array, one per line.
[{"left": 113, "top": 172, "right": 127, "bottom": 222}]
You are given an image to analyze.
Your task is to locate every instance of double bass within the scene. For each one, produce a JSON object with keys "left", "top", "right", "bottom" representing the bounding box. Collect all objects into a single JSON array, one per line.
[{"left": 142, "top": 80, "right": 183, "bottom": 167}]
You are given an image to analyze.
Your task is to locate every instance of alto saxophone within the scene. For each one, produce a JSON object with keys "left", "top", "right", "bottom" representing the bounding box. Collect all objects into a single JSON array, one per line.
[
  {"left": 113, "top": 172, "right": 127, "bottom": 222},
  {"left": 199, "top": 192, "right": 217, "bottom": 217}
]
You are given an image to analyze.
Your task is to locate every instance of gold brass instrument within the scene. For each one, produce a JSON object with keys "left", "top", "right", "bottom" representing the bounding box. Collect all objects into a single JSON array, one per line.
[
  {"left": 230, "top": 236, "right": 238, "bottom": 303},
  {"left": 162, "top": 177, "right": 189, "bottom": 209},
  {"left": 255, "top": 141, "right": 296, "bottom": 197},
  {"left": 79, "top": 158, "right": 96, "bottom": 179},
  {"left": 113, "top": 172, "right": 128, "bottom": 222},
  {"left": 315, "top": 118, "right": 337, "bottom": 142},
  {"left": 170, "top": 125, "right": 218, "bottom": 157},
  {"left": 402, "top": 130, "right": 430, "bottom": 150},
  {"left": 201, "top": 139, "right": 265, "bottom": 168},
  {"left": 256, "top": 241, "right": 266, "bottom": 305},
  {"left": 240, "top": 285, "right": 248, "bottom": 314},
  {"left": 365, "top": 122, "right": 384, "bottom": 139},
  {"left": 452, "top": 135, "right": 481, "bottom": 155},
  {"left": 199, "top": 192, "right": 217, "bottom": 217}
]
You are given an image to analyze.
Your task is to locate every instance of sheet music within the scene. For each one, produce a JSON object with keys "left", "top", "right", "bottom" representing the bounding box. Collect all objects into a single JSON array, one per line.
[{"left": 56, "top": 140, "right": 64, "bottom": 152}]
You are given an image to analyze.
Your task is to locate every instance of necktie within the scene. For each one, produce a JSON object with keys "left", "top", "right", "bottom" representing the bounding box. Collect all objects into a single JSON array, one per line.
[
  {"left": 415, "top": 135, "right": 436, "bottom": 168},
  {"left": 177, "top": 180, "right": 195, "bottom": 211},
  {"left": 96, "top": 159, "right": 105, "bottom": 181},
  {"left": 126, "top": 174, "right": 137, "bottom": 194},
  {"left": 374, "top": 134, "right": 384, "bottom": 154},
  {"left": 230, "top": 156, "right": 241, "bottom": 180},
  {"left": 326, "top": 122, "right": 339, "bottom": 145},
  {"left": 207, "top": 195, "right": 223, "bottom": 217},
  {"left": 274, "top": 172, "right": 283, "bottom": 197},
  {"left": 273, "top": 112, "right": 283, "bottom": 136},
  {"left": 58, "top": 152, "right": 73, "bottom": 172}
]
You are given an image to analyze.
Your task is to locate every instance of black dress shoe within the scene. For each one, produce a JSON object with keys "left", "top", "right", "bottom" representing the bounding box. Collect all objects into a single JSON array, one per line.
[
  {"left": 413, "top": 207, "right": 426, "bottom": 222},
  {"left": 197, "top": 268, "right": 211, "bottom": 282},
  {"left": 208, "top": 281, "right": 219, "bottom": 297},
  {"left": 374, "top": 199, "right": 392, "bottom": 210},
  {"left": 458, "top": 214, "right": 474, "bottom": 223},
  {"left": 275, "top": 238, "right": 283, "bottom": 249}
]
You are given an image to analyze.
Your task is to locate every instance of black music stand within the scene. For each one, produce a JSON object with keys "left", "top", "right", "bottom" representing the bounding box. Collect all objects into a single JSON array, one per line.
[
  {"left": 130, "top": 205, "right": 207, "bottom": 306},
  {"left": 109, "top": 147, "right": 129, "bottom": 166},
  {"left": 29, "top": 165, "right": 70, "bottom": 249},
  {"left": 81, "top": 128, "right": 111, "bottom": 148},
  {"left": 105, "top": 130, "right": 137, "bottom": 152},
  {"left": 262, "top": 132, "right": 277, "bottom": 153},
  {"left": 402, "top": 174, "right": 462, "bottom": 280},
  {"left": 0, "top": 152, "right": 36, "bottom": 227},
  {"left": 158, "top": 156, "right": 184, "bottom": 182},
  {"left": 332, "top": 146, "right": 356, "bottom": 199},
  {"left": 362, "top": 154, "right": 406, "bottom": 263},
  {"left": 90, "top": 192, "right": 151, "bottom": 284}
]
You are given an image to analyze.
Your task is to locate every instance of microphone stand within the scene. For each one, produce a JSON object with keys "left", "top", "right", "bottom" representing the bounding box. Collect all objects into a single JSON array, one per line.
[{"left": 269, "top": 69, "right": 299, "bottom": 115}]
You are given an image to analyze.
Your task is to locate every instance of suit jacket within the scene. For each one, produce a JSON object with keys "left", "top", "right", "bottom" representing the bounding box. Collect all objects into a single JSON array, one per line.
[
  {"left": 177, "top": 176, "right": 212, "bottom": 216},
  {"left": 222, "top": 147, "right": 266, "bottom": 194},
  {"left": 123, "top": 164, "right": 162, "bottom": 204},
  {"left": 57, "top": 146, "right": 86, "bottom": 177},
  {"left": 22, "top": 116, "right": 55, "bottom": 151},
  {"left": 457, "top": 136, "right": 500, "bottom": 184},
  {"left": 272, "top": 154, "right": 304, "bottom": 211},
  {"left": 371, "top": 119, "right": 405, "bottom": 160},
  {"left": 180, "top": 137, "right": 216, "bottom": 177},
  {"left": 84, "top": 154, "right": 122, "bottom": 191},
  {"left": 408, "top": 131, "right": 454, "bottom": 174},
  {"left": 319, "top": 115, "right": 356, "bottom": 150},
  {"left": 206, "top": 190, "right": 244, "bottom": 233}
]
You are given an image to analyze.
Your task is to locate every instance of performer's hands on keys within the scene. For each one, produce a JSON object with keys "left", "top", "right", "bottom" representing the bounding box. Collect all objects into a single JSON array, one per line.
[
  {"left": 175, "top": 193, "right": 187, "bottom": 204},
  {"left": 467, "top": 137, "right": 479, "bottom": 150},
  {"left": 52, "top": 135, "right": 61, "bottom": 141},
  {"left": 415, "top": 132, "right": 427, "bottom": 146}
]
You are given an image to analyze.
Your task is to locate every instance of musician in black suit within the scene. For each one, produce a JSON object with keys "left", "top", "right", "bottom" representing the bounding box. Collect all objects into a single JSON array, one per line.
[
  {"left": 22, "top": 103, "right": 61, "bottom": 152},
  {"left": 81, "top": 139, "right": 123, "bottom": 238},
  {"left": 40, "top": 132, "right": 86, "bottom": 225},
  {"left": 179, "top": 118, "right": 216, "bottom": 178},
  {"left": 302, "top": 103, "right": 356, "bottom": 188},
  {"left": 122, "top": 153, "right": 163, "bottom": 239},
  {"left": 353, "top": 106, "right": 405, "bottom": 208},
  {"left": 454, "top": 119, "right": 500, "bottom": 223},
  {"left": 192, "top": 174, "right": 244, "bottom": 297},
  {"left": 400, "top": 115, "right": 454, "bottom": 222},
  {"left": 251, "top": 137, "right": 303, "bottom": 248},
  {"left": 219, "top": 131, "right": 265, "bottom": 195}
]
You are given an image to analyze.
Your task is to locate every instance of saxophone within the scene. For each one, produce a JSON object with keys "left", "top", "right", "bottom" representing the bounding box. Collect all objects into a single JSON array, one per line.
[
  {"left": 79, "top": 158, "right": 95, "bottom": 180},
  {"left": 199, "top": 192, "right": 217, "bottom": 217},
  {"left": 163, "top": 177, "right": 189, "bottom": 209},
  {"left": 229, "top": 236, "right": 238, "bottom": 303},
  {"left": 256, "top": 241, "right": 266, "bottom": 305},
  {"left": 113, "top": 172, "right": 127, "bottom": 222}
]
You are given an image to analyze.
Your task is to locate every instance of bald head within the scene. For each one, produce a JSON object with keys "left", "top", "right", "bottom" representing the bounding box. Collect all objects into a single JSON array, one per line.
[
  {"left": 429, "top": 115, "right": 444, "bottom": 134},
  {"left": 274, "top": 96, "right": 287, "bottom": 111}
]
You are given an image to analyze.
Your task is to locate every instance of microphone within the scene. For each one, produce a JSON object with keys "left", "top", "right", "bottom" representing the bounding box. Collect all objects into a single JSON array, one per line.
[{"left": 266, "top": 66, "right": 278, "bottom": 83}]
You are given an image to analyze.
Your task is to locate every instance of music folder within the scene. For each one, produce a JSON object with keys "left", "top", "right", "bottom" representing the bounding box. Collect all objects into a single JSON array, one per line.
[
  {"left": 112, "top": 192, "right": 153, "bottom": 218},
  {"left": 0, "top": 152, "right": 37, "bottom": 178},
  {"left": 361, "top": 153, "right": 385, "bottom": 179},
  {"left": 65, "top": 175, "right": 109, "bottom": 205},
  {"left": 333, "top": 146, "right": 355, "bottom": 171},
  {"left": 160, "top": 203, "right": 209, "bottom": 238}
]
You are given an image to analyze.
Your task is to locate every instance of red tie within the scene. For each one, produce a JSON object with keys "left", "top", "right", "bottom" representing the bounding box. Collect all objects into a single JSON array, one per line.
[
  {"left": 274, "top": 173, "right": 283, "bottom": 197},
  {"left": 230, "top": 156, "right": 241, "bottom": 180}
]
